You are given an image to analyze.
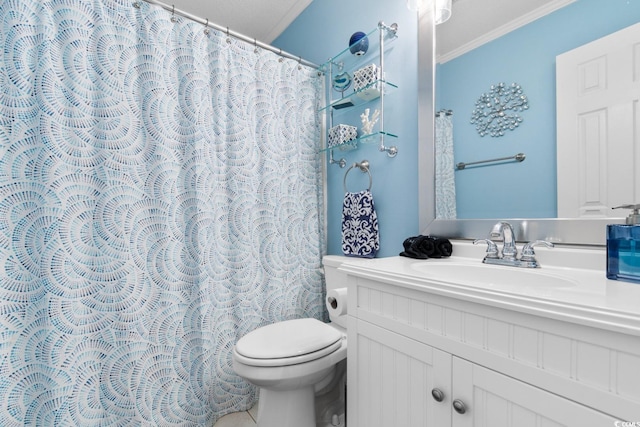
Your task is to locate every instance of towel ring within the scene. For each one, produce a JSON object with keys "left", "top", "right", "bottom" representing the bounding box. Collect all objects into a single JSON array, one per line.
[{"left": 343, "top": 160, "right": 372, "bottom": 193}]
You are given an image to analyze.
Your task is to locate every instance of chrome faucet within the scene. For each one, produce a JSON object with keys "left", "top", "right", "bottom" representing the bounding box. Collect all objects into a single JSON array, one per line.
[
  {"left": 474, "top": 221, "right": 554, "bottom": 268},
  {"left": 491, "top": 221, "right": 518, "bottom": 260}
]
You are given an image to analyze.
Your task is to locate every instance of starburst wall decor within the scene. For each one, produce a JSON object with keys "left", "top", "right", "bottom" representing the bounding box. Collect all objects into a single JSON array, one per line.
[{"left": 470, "top": 82, "right": 529, "bottom": 137}]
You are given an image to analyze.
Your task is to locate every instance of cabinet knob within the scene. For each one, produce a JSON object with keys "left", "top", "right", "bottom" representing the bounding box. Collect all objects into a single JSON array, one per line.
[
  {"left": 452, "top": 399, "right": 467, "bottom": 414},
  {"left": 431, "top": 388, "right": 445, "bottom": 402}
]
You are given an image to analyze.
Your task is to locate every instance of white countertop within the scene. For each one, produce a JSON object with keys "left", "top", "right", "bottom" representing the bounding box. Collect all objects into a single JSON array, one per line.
[{"left": 330, "top": 241, "right": 640, "bottom": 336}]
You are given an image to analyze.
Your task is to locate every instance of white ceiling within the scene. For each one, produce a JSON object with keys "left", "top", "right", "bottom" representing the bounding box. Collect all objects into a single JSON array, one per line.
[
  {"left": 167, "top": 0, "right": 312, "bottom": 43},
  {"left": 165, "top": 0, "right": 573, "bottom": 59},
  {"left": 436, "top": 0, "right": 575, "bottom": 62}
]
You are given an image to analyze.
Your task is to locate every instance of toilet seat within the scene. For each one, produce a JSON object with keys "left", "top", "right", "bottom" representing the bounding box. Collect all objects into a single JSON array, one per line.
[{"left": 234, "top": 318, "right": 343, "bottom": 367}]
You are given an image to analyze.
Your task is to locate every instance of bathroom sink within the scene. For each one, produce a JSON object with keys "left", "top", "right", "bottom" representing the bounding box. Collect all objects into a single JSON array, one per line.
[{"left": 411, "top": 261, "right": 578, "bottom": 291}]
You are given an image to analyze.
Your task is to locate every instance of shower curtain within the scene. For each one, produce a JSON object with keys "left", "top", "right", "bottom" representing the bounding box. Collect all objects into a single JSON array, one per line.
[
  {"left": 435, "top": 113, "right": 457, "bottom": 219},
  {"left": 0, "top": 1, "right": 325, "bottom": 425}
]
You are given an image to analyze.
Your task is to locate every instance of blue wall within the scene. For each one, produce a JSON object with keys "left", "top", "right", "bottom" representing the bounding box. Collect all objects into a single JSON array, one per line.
[
  {"left": 274, "top": 0, "right": 640, "bottom": 255},
  {"left": 436, "top": 0, "right": 640, "bottom": 219},
  {"left": 274, "top": 1, "right": 420, "bottom": 257}
]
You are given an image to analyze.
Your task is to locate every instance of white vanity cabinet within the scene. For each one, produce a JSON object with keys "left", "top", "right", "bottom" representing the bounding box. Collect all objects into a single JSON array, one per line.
[{"left": 344, "top": 260, "right": 639, "bottom": 426}]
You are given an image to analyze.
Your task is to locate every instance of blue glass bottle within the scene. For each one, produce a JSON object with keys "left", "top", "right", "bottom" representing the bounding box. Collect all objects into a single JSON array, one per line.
[{"left": 607, "top": 204, "right": 640, "bottom": 284}]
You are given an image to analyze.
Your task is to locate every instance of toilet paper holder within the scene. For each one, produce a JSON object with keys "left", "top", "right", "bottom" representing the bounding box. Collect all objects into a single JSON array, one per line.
[
  {"left": 326, "top": 288, "right": 348, "bottom": 316},
  {"left": 327, "top": 296, "right": 339, "bottom": 310}
]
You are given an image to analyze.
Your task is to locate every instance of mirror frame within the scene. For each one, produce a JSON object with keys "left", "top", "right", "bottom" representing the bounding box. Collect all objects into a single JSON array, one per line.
[{"left": 416, "top": 9, "right": 623, "bottom": 247}]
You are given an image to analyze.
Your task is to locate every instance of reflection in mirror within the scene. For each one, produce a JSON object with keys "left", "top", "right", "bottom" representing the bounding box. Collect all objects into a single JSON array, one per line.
[
  {"left": 436, "top": 0, "right": 639, "bottom": 219},
  {"left": 420, "top": 0, "right": 640, "bottom": 245}
]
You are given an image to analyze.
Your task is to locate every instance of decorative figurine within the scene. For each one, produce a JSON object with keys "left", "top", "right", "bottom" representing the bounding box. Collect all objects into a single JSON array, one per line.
[
  {"left": 349, "top": 31, "right": 369, "bottom": 56},
  {"left": 360, "top": 108, "right": 380, "bottom": 135},
  {"left": 332, "top": 71, "right": 352, "bottom": 96}
]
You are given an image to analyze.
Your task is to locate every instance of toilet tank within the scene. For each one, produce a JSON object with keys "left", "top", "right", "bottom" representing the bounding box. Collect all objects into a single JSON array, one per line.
[{"left": 322, "top": 255, "right": 354, "bottom": 329}]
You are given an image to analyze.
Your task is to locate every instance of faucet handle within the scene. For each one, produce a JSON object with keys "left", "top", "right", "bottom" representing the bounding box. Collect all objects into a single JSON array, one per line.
[
  {"left": 521, "top": 240, "right": 554, "bottom": 262},
  {"left": 473, "top": 239, "right": 499, "bottom": 259}
]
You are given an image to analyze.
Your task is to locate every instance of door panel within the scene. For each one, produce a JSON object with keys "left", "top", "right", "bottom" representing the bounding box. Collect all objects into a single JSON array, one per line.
[
  {"left": 453, "top": 357, "right": 618, "bottom": 426},
  {"left": 348, "top": 318, "right": 451, "bottom": 427},
  {"left": 557, "top": 22, "right": 640, "bottom": 217}
]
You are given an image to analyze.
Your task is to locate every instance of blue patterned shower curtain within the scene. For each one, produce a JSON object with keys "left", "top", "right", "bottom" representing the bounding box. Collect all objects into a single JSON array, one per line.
[
  {"left": 0, "top": 1, "right": 325, "bottom": 425},
  {"left": 435, "top": 113, "right": 457, "bottom": 219}
]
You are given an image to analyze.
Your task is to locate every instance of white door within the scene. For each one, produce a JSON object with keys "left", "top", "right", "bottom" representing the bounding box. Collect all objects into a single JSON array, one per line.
[
  {"left": 347, "top": 318, "right": 451, "bottom": 427},
  {"left": 452, "top": 357, "right": 619, "bottom": 427},
  {"left": 556, "top": 22, "right": 640, "bottom": 218}
]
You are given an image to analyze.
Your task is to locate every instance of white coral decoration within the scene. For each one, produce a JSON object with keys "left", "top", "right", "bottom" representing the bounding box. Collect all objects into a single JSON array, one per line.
[{"left": 360, "top": 108, "right": 380, "bottom": 135}]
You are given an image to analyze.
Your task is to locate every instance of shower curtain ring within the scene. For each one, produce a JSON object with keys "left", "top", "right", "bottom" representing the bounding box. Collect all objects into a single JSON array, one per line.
[
  {"left": 226, "top": 27, "right": 231, "bottom": 43},
  {"left": 204, "top": 18, "right": 209, "bottom": 35},
  {"left": 170, "top": 4, "right": 177, "bottom": 22},
  {"left": 278, "top": 49, "right": 284, "bottom": 63},
  {"left": 298, "top": 56, "right": 302, "bottom": 70},
  {"left": 254, "top": 38, "right": 259, "bottom": 54}
]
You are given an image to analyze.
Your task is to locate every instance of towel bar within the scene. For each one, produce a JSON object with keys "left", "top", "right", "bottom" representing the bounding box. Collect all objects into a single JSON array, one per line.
[{"left": 456, "top": 153, "right": 525, "bottom": 170}]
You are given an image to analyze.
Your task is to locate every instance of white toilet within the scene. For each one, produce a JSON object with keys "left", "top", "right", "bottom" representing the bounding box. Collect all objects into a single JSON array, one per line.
[{"left": 232, "top": 255, "right": 350, "bottom": 427}]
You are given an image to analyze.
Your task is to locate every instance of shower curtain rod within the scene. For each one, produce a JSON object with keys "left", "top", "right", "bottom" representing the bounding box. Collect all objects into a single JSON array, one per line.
[{"left": 138, "top": 0, "right": 319, "bottom": 69}]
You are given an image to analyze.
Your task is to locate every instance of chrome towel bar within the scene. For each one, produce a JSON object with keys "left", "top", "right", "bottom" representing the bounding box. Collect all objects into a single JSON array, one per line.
[{"left": 456, "top": 152, "right": 525, "bottom": 170}]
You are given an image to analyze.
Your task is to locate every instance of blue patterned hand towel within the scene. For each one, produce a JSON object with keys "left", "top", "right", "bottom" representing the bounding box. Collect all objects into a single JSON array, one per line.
[{"left": 341, "top": 190, "right": 380, "bottom": 258}]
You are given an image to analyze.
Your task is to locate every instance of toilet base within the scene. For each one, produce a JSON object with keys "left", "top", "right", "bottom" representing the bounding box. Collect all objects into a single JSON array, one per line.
[{"left": 257, "top": 387, "right": 316, "bottom": 427}]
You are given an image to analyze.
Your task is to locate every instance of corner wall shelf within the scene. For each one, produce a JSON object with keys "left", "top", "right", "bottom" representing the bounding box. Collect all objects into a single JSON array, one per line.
[
  {"left": 320, "top": 21, "right": 399, "bottom": 167},
  {"left": 319, "top": 131, "right": 398, "bottom": 153},
  {"left": 318, "top": 80, "right": 397, "bottom": 113}
]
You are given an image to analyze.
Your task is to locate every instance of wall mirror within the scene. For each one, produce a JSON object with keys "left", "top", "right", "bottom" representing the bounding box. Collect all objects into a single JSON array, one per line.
[{"left": 418, "top": 0, "right": 639, "bottom": 245}]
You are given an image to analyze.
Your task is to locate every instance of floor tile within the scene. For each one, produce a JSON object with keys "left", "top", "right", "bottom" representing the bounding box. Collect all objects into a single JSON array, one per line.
[
  {"left": 213, "top": 411, "right": 255, "bottom": 427},
  {"left": 248, "top": 402, "right": 258, "bottom": 422}
]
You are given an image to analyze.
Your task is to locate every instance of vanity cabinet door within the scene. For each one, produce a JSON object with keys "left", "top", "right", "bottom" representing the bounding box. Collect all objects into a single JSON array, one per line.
[
  {"left": 347, "top": 317, "right": 620, "bottom": 427},
  {"left": 347, "top": 318, "right": 451, "bottom": 427},
  {"left": 452, "top": 357, "right": 619, "bottom": 427}
]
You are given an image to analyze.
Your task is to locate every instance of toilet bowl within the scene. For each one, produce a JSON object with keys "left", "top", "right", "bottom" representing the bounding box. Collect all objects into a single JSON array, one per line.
[
  {"left": 232, "top": 255, "right": 356, "bottom": 427},
  {"left": 232, "top": 319, "right": 346, "bottom": 427}
]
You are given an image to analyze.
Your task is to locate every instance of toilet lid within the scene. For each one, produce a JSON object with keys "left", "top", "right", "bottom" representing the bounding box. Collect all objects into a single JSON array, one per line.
[{"left": 235, "top": 318, "right": 342, "bottom": 360}]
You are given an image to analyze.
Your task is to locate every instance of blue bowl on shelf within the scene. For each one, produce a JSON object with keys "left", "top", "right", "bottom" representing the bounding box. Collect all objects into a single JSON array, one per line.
[
  {"left": 332, "top": 71, "right": 352, "bottom": 93},
  {"left": 349, "top": 31, "right": 369, "bottom": 56}
]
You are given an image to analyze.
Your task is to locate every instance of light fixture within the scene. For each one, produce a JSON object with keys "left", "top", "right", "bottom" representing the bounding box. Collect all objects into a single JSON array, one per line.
[
  {"left": 406, "top": 0, "right": 427, "bottom": 12},
  {"left": 406, "top": 0, "right": 452, "bottom": 25},
  {"left": 434, "top": 0, "right": 452, "bottom": 24}
]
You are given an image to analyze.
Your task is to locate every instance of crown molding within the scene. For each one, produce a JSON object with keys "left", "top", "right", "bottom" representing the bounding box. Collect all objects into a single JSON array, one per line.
[{"left": 437, "top": 0, "right": 575, "bottom": 64}]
